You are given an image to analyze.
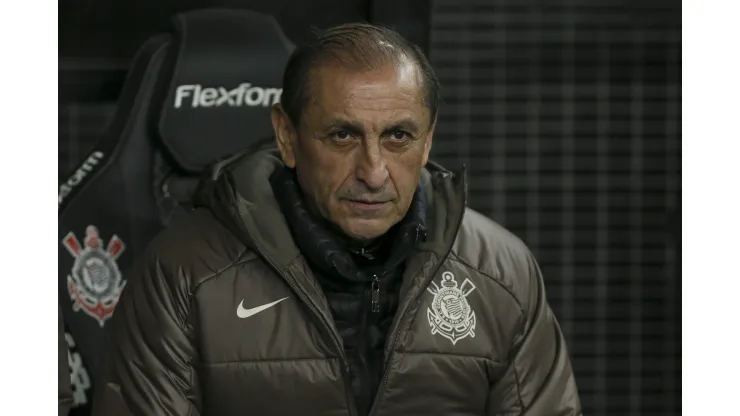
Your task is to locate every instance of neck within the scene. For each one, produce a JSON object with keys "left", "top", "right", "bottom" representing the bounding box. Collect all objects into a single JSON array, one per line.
[
  {"left": 324, "top": 218, "right": 381, "bottom": 248},
  {"left": 322, "top": 214, "right": 395, "bottom": 264}
]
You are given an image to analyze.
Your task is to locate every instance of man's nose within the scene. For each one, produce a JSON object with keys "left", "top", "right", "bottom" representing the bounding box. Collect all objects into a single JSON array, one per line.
[{"left": 355, "top": 141, "right": 389, "bottom": 190}]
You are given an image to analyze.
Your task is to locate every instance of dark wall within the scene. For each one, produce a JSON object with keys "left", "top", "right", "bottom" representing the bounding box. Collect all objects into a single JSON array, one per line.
[
  {"left": 428, "top": 0, "right": 680, "bottom": 415},
  {"left": 59, "top": 0, "right": 370, "bottom": 59}
]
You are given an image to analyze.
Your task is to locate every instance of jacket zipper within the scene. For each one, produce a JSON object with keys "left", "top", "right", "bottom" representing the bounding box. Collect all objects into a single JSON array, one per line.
[
  {"left": 366, "top": 263, "right": 442, "bottom": 416},
  {"left": 367, "top": 173, "right": 466, "bottom": 416},
  {"left": 371, "top": 274, "right": 380, "bottom": 313},
  {"left": 357, "top": 275, "right": 378, "bottom": 415},
  {"left": 363, "top": 275, "right": 380, "bottom": 412}
]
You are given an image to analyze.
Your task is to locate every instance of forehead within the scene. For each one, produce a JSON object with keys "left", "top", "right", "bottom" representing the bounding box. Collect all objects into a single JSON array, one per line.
[{"left": 306, "top": 62, "right": 427, "bottom": 121}]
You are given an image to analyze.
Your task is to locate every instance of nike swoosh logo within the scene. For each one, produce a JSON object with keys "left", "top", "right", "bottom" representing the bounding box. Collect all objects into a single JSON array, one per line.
[{"left": 236, "top": 297, "right": 289, "bottom": 319}]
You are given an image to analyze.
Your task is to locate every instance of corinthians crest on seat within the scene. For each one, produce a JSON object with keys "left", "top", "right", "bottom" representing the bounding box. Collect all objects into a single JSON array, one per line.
[
  {"left": 63, "top": 225, "right": 127, "bottom": 327},
  {"left": 427, "top": 271, "right": 477, "bottom": 345}
]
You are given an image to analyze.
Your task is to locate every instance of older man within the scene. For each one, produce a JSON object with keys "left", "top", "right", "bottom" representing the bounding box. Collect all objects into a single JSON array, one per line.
[{"left": 94, "top": 23, "right": 581, "bottom": 416}]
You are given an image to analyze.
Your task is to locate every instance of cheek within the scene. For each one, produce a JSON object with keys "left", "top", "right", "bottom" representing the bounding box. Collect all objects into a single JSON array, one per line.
[
  {"left": 299, "top": 154, "right": 346, "bottom": 203},
  {"left": 389, "top": 157, "right": 424, "bottom": 208},
  {"left": 316, "top": 170, "right": 340, "bottom": 200}
]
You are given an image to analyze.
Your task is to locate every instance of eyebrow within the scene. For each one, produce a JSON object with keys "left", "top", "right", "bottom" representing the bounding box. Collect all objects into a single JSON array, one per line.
[
  {"left": 322, "top": 117, "right": 422, "bottom": 136},
  {"left": 323, "top": 118, "right": 365, "bottom": 136},
  {"left": 383, "top": 117, "right": 421, "bottom": 135}
]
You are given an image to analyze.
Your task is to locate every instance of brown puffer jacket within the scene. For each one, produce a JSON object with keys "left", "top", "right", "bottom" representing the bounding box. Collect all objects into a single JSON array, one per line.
[{"left": 93, "top": 146, "right": 582, "bottom": 416}]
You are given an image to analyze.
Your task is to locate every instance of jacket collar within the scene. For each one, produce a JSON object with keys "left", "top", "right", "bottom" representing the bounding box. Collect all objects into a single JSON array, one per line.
[
  {"left": 194, "top": 144, "right": 466, "bottom": 278},
  {"left": 269, "top": 166, "right": 427, "bottom": 285}
]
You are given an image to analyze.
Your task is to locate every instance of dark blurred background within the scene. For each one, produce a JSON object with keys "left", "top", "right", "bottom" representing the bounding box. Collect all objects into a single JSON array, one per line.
[{"left": 59, "top": 0, "right": 681, "bottom": 414}]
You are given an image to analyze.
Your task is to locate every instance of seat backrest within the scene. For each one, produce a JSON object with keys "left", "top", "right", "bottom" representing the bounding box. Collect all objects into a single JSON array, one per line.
[{"left": 58, "top": 9, "right": 293, "bottom": 414}]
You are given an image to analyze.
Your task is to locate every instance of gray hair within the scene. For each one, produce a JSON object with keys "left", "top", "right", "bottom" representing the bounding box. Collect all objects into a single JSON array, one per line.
[{"left": 280, "top": 23, "right": 441, "bottom": 126}]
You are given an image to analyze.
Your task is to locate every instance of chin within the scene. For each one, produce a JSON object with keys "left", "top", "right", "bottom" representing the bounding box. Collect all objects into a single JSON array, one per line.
[{"left": 340, "top": 219, "right": 392, "bottom": 242}]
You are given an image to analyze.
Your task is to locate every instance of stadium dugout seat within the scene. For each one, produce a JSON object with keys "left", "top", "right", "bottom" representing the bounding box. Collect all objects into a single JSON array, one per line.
[
  {"left": 57, "top": 9, "right": 294, "bottom": 415},
  {"left": 59, "top": 304, "right": 73, "bottom": 416}
]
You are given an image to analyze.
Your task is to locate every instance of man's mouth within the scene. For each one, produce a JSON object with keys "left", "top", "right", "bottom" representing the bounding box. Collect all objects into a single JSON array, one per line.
[
  {"left": 344, "top": 199, "right": 389, "bottom": 211},
  {"left": 347, "top": 199, "right": 387, "bottom": 204}
]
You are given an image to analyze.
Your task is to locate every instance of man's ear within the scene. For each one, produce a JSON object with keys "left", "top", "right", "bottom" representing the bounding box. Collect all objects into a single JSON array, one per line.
[
  {"left": 421, "top": 111, "right": 437, "bottom": 166},
  {"left": 271, "top": 104, "right": 297, "bottom": 168}
]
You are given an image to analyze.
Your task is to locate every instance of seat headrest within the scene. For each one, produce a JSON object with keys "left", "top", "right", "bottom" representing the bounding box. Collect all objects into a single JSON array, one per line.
[{"left": 158, "top": 9, "right": 294, "bottom": 173}]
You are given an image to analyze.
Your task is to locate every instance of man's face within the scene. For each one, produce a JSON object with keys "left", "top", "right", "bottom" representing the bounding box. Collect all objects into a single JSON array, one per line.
[{"left": 272, "top": 61, "right": 435, "bottom": 243}]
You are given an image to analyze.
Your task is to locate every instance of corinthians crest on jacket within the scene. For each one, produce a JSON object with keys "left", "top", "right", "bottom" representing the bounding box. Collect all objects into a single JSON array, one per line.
[
  {"left": 427, "top": 271, "right": 477, "bottom": 345},
  {"left": 62, "top": 225, "right": 126, "bottom": 327}
]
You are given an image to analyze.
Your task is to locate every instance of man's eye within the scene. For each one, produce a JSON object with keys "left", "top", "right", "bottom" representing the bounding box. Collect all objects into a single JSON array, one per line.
[
  {"left": 390, "top": 130, "right": 409, "bottom": 141},
  {"left": 331, "top": 130, "right": 352, "bottom": 141}
]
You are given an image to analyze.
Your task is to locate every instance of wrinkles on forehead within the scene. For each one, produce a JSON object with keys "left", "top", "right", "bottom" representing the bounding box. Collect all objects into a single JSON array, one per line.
[{"left": 300, "top": 60, "right": 427, "bottom": 134}]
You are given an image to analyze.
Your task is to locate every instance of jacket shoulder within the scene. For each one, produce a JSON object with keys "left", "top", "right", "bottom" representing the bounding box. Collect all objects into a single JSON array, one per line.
[
  {"left": 451, "top": 208, "right": 539, "bottom": 311},
  {"left": 143, "top": 208, "right": 255, "bottom": 289}
]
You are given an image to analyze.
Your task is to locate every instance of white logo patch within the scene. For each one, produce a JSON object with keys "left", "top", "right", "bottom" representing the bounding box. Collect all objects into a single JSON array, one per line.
[
  {"left": 63, "top": 225, "right": 126, "bottom": 327},
  {"left": 426, "top": 271, "right": 477, "bottom": 345},
  {"left": 173, "top": 83, "right": 282, "bottom": 109},
  {"left": 236, "top": 297, "right": 289, "bottom": 319}
]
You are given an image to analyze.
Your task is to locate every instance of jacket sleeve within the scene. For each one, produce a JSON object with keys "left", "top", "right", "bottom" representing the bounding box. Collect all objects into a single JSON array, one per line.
[
  {"left": 59, "top": 305, "right": 73, "bottom": 416},
  {"left": 92, "top": 249, "right": 201, "bottom": 416},
  {"left": 488, "top": 251, "right": 582, "bottom": 415}
]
